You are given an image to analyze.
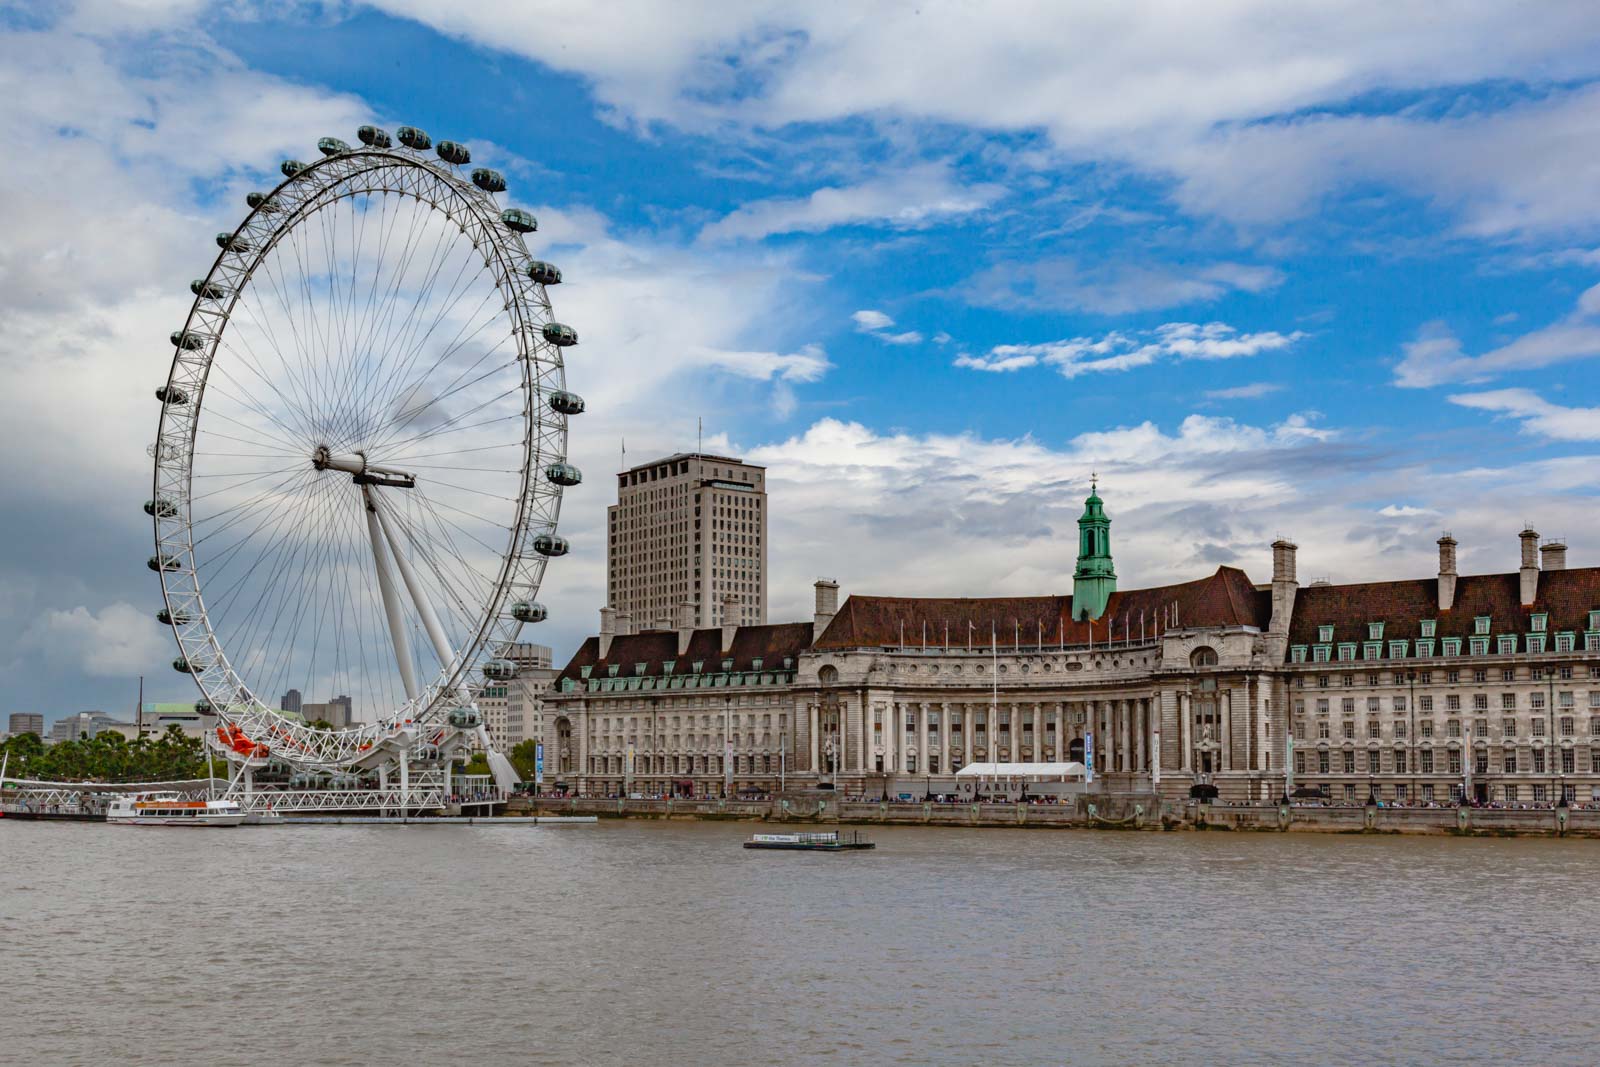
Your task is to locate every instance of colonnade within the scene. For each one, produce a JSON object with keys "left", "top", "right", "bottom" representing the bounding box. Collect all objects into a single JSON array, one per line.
[{"left": 867, "top": 696, "right": 1158, "bottom": 777}]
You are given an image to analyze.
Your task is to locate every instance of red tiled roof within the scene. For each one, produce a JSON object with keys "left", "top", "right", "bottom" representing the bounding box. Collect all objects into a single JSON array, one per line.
[
  {"left": 555, "top": 622, "right": 815, "bottom": 683},
  {"left": 1288, "top": 566, "right": 1600, "bottom": 646},
  {"left": 813, "top": 566, "right": 1269, "bottom": 649}
]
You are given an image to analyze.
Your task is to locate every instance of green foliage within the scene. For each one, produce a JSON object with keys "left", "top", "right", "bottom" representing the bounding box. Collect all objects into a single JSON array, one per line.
[
  {"left": 462, "top": 753, "right": 491, "bottom": 777},
  {"left": 509, "top": 739, "right": 541, "bottom": 781},
  {"left": 0, "top": 725, "right": 209, "bottom": 782},
  {"left": 308, "top": 719, "right": 335, "bottom": 731}
]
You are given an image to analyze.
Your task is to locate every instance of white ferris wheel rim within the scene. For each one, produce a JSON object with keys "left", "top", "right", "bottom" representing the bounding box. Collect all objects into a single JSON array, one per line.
[{"left": 149, "top": 135, "right": 573, "bottom": 771}]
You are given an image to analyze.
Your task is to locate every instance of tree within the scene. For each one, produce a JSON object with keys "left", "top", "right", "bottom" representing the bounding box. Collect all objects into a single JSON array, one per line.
[{"left": 509, "top": 739, "right": 541, "bottom": 781}]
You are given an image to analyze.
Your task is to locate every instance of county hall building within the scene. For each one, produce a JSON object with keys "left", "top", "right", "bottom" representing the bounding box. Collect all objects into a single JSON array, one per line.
[{"left": 537, "top": 486, "right": 1600, "bottom": 805}]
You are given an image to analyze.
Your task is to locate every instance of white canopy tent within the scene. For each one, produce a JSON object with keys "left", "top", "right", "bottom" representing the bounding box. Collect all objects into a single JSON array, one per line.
[{"left": 955, "top": 761, "right": 1088, "bottom": 778}]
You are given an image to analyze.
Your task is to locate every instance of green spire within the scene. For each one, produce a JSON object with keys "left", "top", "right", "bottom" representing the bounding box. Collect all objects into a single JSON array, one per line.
[{"left": 1072, "top": 475, "right": 1116, "bottom": 621}]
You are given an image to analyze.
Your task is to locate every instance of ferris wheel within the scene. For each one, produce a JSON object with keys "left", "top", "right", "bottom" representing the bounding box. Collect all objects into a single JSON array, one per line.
[{"left": 147, "top": 125, "right": 583, "bottom": 789}]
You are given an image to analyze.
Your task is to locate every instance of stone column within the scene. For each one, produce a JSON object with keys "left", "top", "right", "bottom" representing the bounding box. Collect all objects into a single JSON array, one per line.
[
  {"left": 941, "top": 702, "right": 952, "bottom": 771},
  {"left": 809, "top": 701, "right": 820, "bottom": 773},
  {"left": 918, "top": 701, "right": 930, "bottom": 775},
  {"left": 1100, "top": 700, "right": 1111, "bottom": 775},
  {"left": 965, "top": 703, "right": 975, "bottom": 764},
  {"left": 1221, "top": 689, "right": 1233, "bottom": 772},
  {"left": 1136, "top": 698, "right": 1147, "bottom": 773},
  {"left": 1256, "top": 680, "right": 1269, "bottom": 773},
  {"left": 1180, "top": 692, "right": 1193, "bottom": 772},
  {"left": 1120, "top": 699, "right": 1132, "bottom": 772}
]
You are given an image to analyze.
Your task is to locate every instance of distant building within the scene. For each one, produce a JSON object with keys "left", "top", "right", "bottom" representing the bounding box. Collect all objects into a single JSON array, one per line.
[
  {"left": 481, "top": 643, "right": 554, "bottom": 750},
  {"left": 608, "top": 452, "right": 767, "bottom": 630},
  {"left": 281, "top": 689, "right": 303, "bottom": 716},
  {"left": 331, "top": 695, "right": 352, "bottom": 729},
  {"left": 126, "top": 703, "right": 208, "bottom": 739},
  {"left": 9, "top": 713, "right": 43, "bottom": 737},
  {"left": 49, "top": 712, "right": 130, "bottom": 742}
]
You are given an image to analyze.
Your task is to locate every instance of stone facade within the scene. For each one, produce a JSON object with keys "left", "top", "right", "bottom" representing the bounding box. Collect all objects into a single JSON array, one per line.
[{"left": 543, "top": 490, "right": 1600, "bottom": 804}]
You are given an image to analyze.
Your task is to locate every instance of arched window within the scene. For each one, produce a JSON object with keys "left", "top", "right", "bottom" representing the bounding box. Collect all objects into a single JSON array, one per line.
[
  {"left": 1190, "top": 646, "right": 1219, "bottom": 667},
  {"left": 818, "top": 664, "right": 840, "bottom": 686}
]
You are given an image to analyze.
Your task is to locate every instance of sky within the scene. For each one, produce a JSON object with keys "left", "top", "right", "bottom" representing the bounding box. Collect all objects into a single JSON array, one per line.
[{"left": 4, "top": 0, "right": 1600, "bottom": 724}]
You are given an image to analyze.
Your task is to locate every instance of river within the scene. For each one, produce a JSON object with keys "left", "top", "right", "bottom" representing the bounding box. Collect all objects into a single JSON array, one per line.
[{"left": 2, "top": 820, "right": 1597, "bottom": 1065}]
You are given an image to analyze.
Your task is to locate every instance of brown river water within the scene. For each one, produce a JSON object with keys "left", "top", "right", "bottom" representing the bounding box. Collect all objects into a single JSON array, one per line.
[{"left": 2, "top": 820, "right": 1598, "bottom": 1066}]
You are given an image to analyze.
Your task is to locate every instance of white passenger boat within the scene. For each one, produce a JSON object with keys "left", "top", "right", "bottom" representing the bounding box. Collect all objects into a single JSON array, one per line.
[{"left": 106, "top": 791, "right": 246, "bottom": 827}]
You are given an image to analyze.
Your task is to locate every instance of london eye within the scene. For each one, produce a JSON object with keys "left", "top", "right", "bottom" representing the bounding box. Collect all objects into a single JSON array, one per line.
[{"left": 147, "top": 125, "right": 582, "bottom": 792}]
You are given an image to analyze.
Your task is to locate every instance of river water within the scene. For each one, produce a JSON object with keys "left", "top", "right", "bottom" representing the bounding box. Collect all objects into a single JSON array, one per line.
[{"left": 3, "top": 820, "right": 1598, "bottom": 1066}]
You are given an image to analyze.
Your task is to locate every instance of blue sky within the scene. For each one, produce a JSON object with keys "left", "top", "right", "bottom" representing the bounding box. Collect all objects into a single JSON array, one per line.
[{"left": 4, "top": 1, "right": 1600, "bottom": 723}]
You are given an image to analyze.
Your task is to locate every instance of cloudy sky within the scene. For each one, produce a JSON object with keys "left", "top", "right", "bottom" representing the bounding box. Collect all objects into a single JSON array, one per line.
[{"left": 5, "top": 0, "right": 1600, "bottom": 724}]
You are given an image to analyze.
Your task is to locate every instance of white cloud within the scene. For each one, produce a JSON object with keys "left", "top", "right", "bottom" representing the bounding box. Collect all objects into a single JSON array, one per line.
[
  {"left": 969, "top": 321, "right": 1304, "bottom": 379},
  {"left": 968, "top": 258, "right": 1284, "bottom": 315},
  {"left": 1397, "top": 283, "right": 1600, "bottom": 387},
  {"left": 698, "top": 163, "right": 1002, "bottom": 242},
  {"left": 852, "top": 308, "right": 922, "bottom": 345},
  {"left": 367, "top": 2, "right": 1600, "bottom": 235},
  {"left": 1378, "top": 505, "right": 1434, "bottom": 517},
  {"left": 1449, "top": 388, "right": 1600, "bottom": 442},
  {"left": 1204, "top": 382, "right": 1283, "bottom": 400}
]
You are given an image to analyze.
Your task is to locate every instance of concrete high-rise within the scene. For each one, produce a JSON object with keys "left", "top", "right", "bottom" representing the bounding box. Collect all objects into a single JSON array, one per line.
[
  {"left": 607, "top": 452, "right": 767, "bottom": 628},
  {"left": 281, "top": 689, "right": 303, "bottom": 716},
  {"left": 8, "top": 712, "right": 44, "bottom": 737}
]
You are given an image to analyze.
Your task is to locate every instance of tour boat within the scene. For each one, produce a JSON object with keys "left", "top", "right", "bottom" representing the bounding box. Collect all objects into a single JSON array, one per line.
[
  {"left": 743, "top": 830, "right": 874, "bottom": 851},
  {"left": 106, "top": 791, "right": 246, "bottom": 827}
]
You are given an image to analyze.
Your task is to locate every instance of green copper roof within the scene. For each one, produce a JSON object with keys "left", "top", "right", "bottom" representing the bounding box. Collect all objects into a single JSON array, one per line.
[{"left": 1072, "top": 479, "right": 1116, "bottom": 620}]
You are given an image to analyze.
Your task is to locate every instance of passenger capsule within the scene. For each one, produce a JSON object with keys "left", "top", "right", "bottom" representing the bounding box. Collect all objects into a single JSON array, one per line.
[
  {"left": 545, "top": 461, "right": 582, "bottom": 487},
  {"left": 244, "top": 191, "right": 280, "bottom": 212},
  {"left": 548, "top": 390, "right": 585, "bottom": 415},
  {"left": 156, "top": 385, "right": 188, "bottom": 405},
  {"left": 448, "top": 706, "right": 482, "bottom": 728},
  {"left": 172, "top": 657, "right": 197, "bottom": 674},
  {"left": 471, "top": 167, "right": 505, "bottom": 193},
  {"left": 500, "top": 208, "right": 537, "bottom": 233},
  {"left": 281, "top": 159, "right": 306, "bottom": 177},
  {"left": 541, "top": 322, "right": 578, "bottom": 347},
  {"left": 156, "top": 608, "right": 191, "bottom": 625},
  {"left": 144, "top": 498, "right": 178, "bottom": 518},
  {"left": 170, "top": 330, "right": 206, "bottom": 351},
  {"left": 148, "top": 554, "right": 180, "bottom": 572},
  {"left": 216, "top": 232, "right": 251, "bottom": 252},
  {"left": 190, "top": 279, "right": 229, "bottom": 299},
  {"left": 436, "top": 140, "right": 470, "bottom": 165},
  {"left": 194, "top": 700, "right": 215, "bottom": 716},
  {"left": 510, "top": 600, "right": 548, "bottom": 623},
  {"left": 397, "top": 125, "right": 431, "bottom": 150},
  {"left": 532, "top": 532, "right": 569, "bottom": 557},
  {"left": 357, "top": 125, "right": 392, "bottom": 148},
  {"left": 317, "top": 136, "right": 351, "bottom": 157},
  {"left": 482, "top": 659, "right": 518, "bottom": 682},
  {"left": 527, "top": 261, "right": 562, "bottom": 286}
]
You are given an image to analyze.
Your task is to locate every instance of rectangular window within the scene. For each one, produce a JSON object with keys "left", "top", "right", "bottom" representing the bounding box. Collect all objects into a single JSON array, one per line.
[
  {"left": 1497, "top": 635, "right": 1518, "bottom": 655},
  {"left": 1368, "top": 720, "right": 1381, "bottom": 739},
  {"left": 1504, "top": 784, "right": 1518, "bottom": 803},
  {"left": 1446, "top": 695, "right": 1460, "bottom": 711},
  {"left": 1505, "top": 751, "right": 1518, "bottom": 773},
  {"left": 1318, "top": 721, "right": 1330, "bottom": 739},
  {"left": 1341, "top": 698, "right": 1355, "bottom": 714},
  {"left": 1474, "top": 616, "right": 1491, "bottom": 635},
  {"left": 1363, "top": 642, "right": 1381, "bottom": 661},
  {"left": 1421, "top": 720, "right": 1434, "bottom": 738},
  {"left": 1532, "top": 718, "right": 1546, "bottom": 737},
  {"left": 1389, "top": 640, "right": 1408, "bottom": 659},
  {"left": 1342, "top": 721, "right": 1354, "bottom": 740},
  {"left": 1560, "top": 691, "right": 1575, "bottom": 708},
  {"left": 1555, "top": 634, "right": 1575, "bottom": 653},
  {"left": 1313, "top": 646, "right": 1330, "bottom": 663},
  {"left": 1503, "top": 718, "right": 1517, "bottom": 737},
  {"left": 1291, "top": 645, "right": 1308, "bottom": 663},
  {"left": 1368, "top": 622, "right": 1385, "bottom": 640},
  {"left": 1527, "top": 633, "right": 1547, "bottom": 654},
  {"left": 1316, "top": 699, "right": 1330, "bottom": 714},
  {"left": 1473, "top": 694, "right": 1488, "bottom": 711},
  {"left": 1338, "top": 643, "right": 1356, "bottom": 662},
  {"left": 1561, "top": 716, "right": 1575, "bottom": 737},
  {"left": 1342, "top": 751, "right": 1356, "bottom": 773},
  {"left": 1394, "top": 721, "right": 1408, "bottom": 738},
  {"left": 1421, "top": 620, "right": 1437, "bottom": 638},
  {"left": 1442, "top": 638, "right": 1462, "bottom": 657},
  {"left": 1531, "top": 613, "right": 1548, "bottom": 633},
  {"left": 1502, "top": 693, "right": 1517, "bottom": 709},
  {"left": 1318, "top": 625, "right": 1334, "bottom": 643},
  {"left": 1416, "top": 639, "right": 1435, "bottom": 657},
  {"left": 1448, "top": 751, "right": 1462, "bottom": 774},
  {"left": 1562, "top": 749, "right": 1575, "bottom": 774},
  {"left": 1420, "top": 750, "right": 1435, "bottom": 773},
  {"left": 1420, "top": 695, "right": 1434, "bottom": 712},
  {"left": 1395, "top": 749, "right": 1408, "bottom": 773},
  {"left": 1367, "top": 697, "right": 1380, "bottom": 712},
  {"left": 1469, "top": 637, "right": 1489, "bottom": 656},
  {"left": 1318, "top": 752, "right": 1330, "bottom": 773},
  {"left": 1394, "top": 696, "right": 1408, "bottom": 712}
]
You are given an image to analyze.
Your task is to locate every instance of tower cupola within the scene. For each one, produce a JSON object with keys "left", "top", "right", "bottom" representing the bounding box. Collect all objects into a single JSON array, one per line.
[{"left": 1072, "top": 476, "right": 1116, "bottom": 621}]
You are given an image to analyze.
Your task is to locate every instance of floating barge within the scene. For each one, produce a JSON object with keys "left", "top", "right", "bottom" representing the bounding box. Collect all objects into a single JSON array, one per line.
[{"left": 743, "top": 830, "right": 874, "bottom": 851}]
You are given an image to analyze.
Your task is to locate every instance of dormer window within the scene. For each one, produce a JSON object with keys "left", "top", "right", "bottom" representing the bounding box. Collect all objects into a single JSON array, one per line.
[
  {"left": 1474, "top": 616, "right": 1491, "bottom": 635},
  {"left": 1318, "top": 625, "right": 1334, "bottom": 643},
  {"left": 1530, "top": 613, "right": 1548, "bottom": 633},
  {"left": 1420, "top": 620, "right": 1436, "bottom": 638},
  {"left": 722, "top": 658, "right": 734, "bottom": 671},
  {"left": 751, "top": 658, "right": 763, "bottom": 671},
  {"left": 1337, "top": 643, "right": 1356, "bottom": 662},
  {"left": 1388, "top": 639, "right": 1408, "bottom": 659},
  {"left": 1589, "top": 610, "right": 1600, "bottom": 631},
  {"left": 1291, "top": 645, "right": 1308, "bottom": 663},
  {"left": 1367, "top": 622, "right": 1385, "bottom": 641},
  {"left": 607, "top": 664, "right": 620, "bottom": 678},
  {"left": 1497, "top": 635, "right": 1517, "bottom": 655},
  {"left": 1442, "top": 637, "right": 1462, "bottom": 657},
  {"left": 634, "top": 662, "right": 647, "bottom": 676},
  {"left": 691, "top": 660, "right": 704, "bottom": 673},
  {"left": 663, "top": 660, "right": 676, "bottom": 674}
]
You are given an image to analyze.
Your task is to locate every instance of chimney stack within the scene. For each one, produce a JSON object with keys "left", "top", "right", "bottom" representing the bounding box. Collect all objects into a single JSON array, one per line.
[
  {"left": 1519, "top": 527, "right": 1540, "bottom": 605},
  {"left": 1436, "top": 534, "right": 1458, "bottom": 612},
  {"left": 616, "top": 610, "right": 634, "bottom": 637},
  {"left": 676, "top": 600, "right": 696, "bottom": 656},
  {"left": 599, "top": 606, "right": 616, "bottom": 659},
  {"left": 720, "top": 592, "right": 740, "bottom": 651},
  {"left": 1268, "top": 539, "right": 1298, "bottom": 637},
  {"left": 814, "top": 578, "right": 840, "bottom": 641},
  {"left": 1541, "top": 539, "right": 1568, "bottom": 572}
]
